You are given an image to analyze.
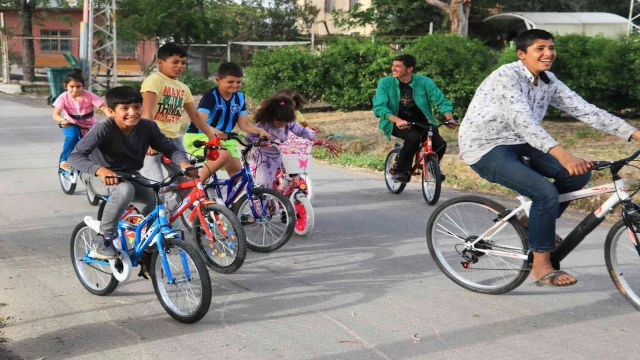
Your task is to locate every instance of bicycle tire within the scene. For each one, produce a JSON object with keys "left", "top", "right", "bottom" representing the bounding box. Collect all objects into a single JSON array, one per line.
[
  {"left": 233, "top": 187, "right": 295, "bottom": 252},
  {"left": 426, "top": 195, "right": 530, "bottom": 295},
  {"left": 193, "top": 203, "right": 247, "bottom": 274},
  {"left": 70, "top": 221, "right": 119, "bottom": 296},
  {"left": 300, "top": 175, "right": 313, "bottom": 202},
  {"left": 151, "top": 237, "right": 212, "bottom": 324},
  {"left": 59, "top": 168, "right": 77, "bottom": 195},
  {"left": 384, "top": 149, "right": 406, "bottom": 194},
  {"left": 604, "top": 219, "right": 640, "bottom": 311},
  {"left": 294, "top": 195, "right": 314, "bottom": 236},
  {"left": 422, "top": 155, "right": 442, "bottom": 205},
  {"left": 86, "top": 187, "right": 100, "bottom": 206}
]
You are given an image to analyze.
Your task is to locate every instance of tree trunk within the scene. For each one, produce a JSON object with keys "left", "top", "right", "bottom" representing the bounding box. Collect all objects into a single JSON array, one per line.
[
  {"left": 197, "top": 0, "right": 209, "bottom": 79},
  {"left": 19, "top": 1, "right": 35, "bottom": 82},
  {"left": 424, "top": 0, "right": 472, "bottom": 36}
]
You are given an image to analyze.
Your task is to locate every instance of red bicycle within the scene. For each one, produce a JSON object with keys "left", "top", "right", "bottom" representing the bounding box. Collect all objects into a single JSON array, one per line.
[
  {"left": 97, "top": 140, "right": 248, "bottom": 274},
  {"left": 384, "top": 121, "right": 455, "bottom": 205}
]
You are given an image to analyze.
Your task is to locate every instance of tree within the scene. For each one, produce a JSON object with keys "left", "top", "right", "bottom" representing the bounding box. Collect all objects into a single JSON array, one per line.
[
  {"left": 424, "top": 0, "right": 472, "bottom": 35},
  {"left": 331, "top": 0, "right": 445, "bottom": 36}
]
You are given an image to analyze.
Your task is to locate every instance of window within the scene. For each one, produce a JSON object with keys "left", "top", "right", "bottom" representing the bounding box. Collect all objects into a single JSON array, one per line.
[
  {"left": 350, "top": 0, "right": 358, "bottom": 8},
  {"left": 40, "top": 29, "right": 72, "bottom": 52},
  {"left": 118, "top": 42, "right": 136, "bottom": 56},
  {"left": 324, "top": 0, "right": 333, "bottom": 11}
]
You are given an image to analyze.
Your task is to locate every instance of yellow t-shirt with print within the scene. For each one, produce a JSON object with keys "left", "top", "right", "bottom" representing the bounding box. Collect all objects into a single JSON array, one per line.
[{"left": 140, "top": 72, "right": 194, "bottom": 138}]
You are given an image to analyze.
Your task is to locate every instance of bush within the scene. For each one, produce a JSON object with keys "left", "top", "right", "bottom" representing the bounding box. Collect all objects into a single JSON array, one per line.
[
  {"left": 319, "top": 37, "right": 395, "bottom": 110},
  {"left": 178, "top": 68, "right": 216, "bottom": 95},
  {"left": 497, "top": 34, "right": 640, "bottom": 115},
  {"left": 404, "top": 34, "right": 496, "bottom": 119},
  {"left": 120, "top": 80, "right": 142, "bottom": 91},
  {"left": 243, "top": 46, "right": 323, "bottom": 103}
]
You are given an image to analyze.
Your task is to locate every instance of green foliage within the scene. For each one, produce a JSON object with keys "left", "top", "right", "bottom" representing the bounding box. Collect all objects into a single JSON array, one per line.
[
  {"left": 312, "top": 146, "right": 385, "bottom": 171},
  {"left": 331, "top": 1, "right": 444, "bottom": 36},
  {"left": 177, "top": 69, "right": 216, "bottom": 95},
  {"left": 404, "top": 35, "right": 496, "bottom": 119},
  {"left": 319, "top": 38, "right": 395, "bottom": 110},
  {"left": 243, "top": 46, "right": 323, "bottom": 102}
]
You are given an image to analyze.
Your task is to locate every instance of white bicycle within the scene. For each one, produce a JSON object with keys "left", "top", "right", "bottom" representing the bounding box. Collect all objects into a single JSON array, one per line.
[{"left": 426, "top": 150, "right": 640, "bottom": 311}]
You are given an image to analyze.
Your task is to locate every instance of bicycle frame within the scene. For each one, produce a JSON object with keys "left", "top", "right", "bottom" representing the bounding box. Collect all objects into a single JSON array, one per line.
[
  {"left": 462, "top": 178, "right": 631, "bottom": 262},
  {"left": 83, "top": 192, "right": 188, "bottom": 284}
]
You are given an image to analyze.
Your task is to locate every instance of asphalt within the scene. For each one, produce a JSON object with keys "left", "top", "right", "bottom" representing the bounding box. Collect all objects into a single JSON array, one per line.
[{"left": 0, "top": 94, "right": 639, "bottom": 360}]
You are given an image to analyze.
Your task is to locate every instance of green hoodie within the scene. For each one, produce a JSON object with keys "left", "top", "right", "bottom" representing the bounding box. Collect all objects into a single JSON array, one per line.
[{"left": 372, "top": 74, "right": 453, "bottom": 139}]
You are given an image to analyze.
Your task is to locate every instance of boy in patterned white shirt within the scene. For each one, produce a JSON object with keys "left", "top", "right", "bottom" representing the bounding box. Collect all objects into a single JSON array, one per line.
[{"left": 459, "top": 29, "right": 640, "bottom": 287}]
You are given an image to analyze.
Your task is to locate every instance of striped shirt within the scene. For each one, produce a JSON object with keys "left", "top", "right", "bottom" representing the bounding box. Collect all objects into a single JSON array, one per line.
[{"left": 187, "top": 88, "right": 248, "bottom": 134}]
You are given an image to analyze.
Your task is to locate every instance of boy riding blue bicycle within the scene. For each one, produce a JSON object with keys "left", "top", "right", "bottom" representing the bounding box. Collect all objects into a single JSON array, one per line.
[{"left": 68, "top": 86, "right": 196, "bottom": 261}]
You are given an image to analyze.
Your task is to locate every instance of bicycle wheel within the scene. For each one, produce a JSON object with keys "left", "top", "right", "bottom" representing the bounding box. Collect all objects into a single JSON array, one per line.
[
  {"left": 193, "top": 203, "right": 247, "bottom": 274},
  {"left": 300, "top": 175, "right": 314, "bottom": 202},
  {"left": 151, "top": 237, "right": 212, "bottom": 324},
  {"left": 294, "top": 195, "right": 314, "bottom": 236},
  {"left": 59, "top": 168, "right": 77, "bottom": 195},
  {"left": 384, "top": 149, "right": 406, "bottom": 194},
  {"left": 605, "top": 219, "right": 640, "bottom": 311},
  {"left": 426, "top": 195, "right": 529, "bottom": 295},
  {"left": 70, "top": 221, "right": 119, "bottom": 296},
  {"left": 233, "top": 187, "right": 295, "bottom": 252},
  {"left": 86, "top": 186, "right": 100, "bottom": 206},
  {"left": 422, "top": 155, "right": 442, "bottom": 205}
]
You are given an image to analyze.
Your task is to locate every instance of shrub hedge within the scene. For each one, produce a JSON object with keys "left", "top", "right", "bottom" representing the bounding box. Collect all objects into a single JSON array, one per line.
[{"left": 243, "top": 34, "right": 640, "bottom": 116}]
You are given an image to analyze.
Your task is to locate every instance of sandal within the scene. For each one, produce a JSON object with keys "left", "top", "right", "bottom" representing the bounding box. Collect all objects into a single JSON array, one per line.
[
  {"left": 534, "top": 270, "right": 578, "bottom": 287},
  {"left": 60, "top": 161, "right": 72, "bottom": 171}
]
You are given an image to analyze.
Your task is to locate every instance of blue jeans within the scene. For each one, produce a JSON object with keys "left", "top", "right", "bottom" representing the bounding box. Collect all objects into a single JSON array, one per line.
[
  {"left": 470, "top": 144, "right": 591, "bottom": 252},
  {"left": 60, "top": 124, "right": 81, "bottom": 162}
]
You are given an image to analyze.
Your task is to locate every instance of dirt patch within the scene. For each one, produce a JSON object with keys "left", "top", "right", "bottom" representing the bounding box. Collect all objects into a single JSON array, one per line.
[{"left": 304, "top": 110, "right": 640, "bottom": 215}]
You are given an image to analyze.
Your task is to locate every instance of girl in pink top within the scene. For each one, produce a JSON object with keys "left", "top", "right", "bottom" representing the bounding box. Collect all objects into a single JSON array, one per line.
[{"left": 52, "top": 69, "right": 109, "bottom": 170}]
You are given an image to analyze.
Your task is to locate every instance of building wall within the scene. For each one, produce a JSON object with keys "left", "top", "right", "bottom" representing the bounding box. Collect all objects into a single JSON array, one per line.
[
  {"left": 303, "top": 0, "right": 375, "bottom": 36},
  {"left": 2, "top": 9, "right": 156, "bottom": 71}
]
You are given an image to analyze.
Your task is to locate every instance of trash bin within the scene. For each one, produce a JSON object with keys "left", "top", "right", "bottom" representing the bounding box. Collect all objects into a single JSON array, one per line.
[
  {"left": 63, "top": 53, "right": 80, "bottom": 68},
  {"left": 46, "top": 66, "right": 72, "bottom": 105}
]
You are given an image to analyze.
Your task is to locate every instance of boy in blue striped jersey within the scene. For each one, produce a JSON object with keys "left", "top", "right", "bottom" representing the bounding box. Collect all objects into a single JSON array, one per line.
[{"left": 184, "top": 62, "right": 270, "bottom": 183}]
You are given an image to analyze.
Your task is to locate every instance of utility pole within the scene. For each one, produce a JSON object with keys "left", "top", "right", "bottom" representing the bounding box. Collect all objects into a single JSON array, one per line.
[{"left": 79, "top": 0, "right": 117, "bottom": 91}]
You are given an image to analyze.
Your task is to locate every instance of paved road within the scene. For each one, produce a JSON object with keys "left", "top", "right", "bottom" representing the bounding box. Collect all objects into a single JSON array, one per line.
[{"left": 0, "top": 94, "right": 639, "bottom": 360}]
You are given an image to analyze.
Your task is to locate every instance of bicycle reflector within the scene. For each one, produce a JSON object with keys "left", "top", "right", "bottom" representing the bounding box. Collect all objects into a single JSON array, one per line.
[{"left": 206, "top": 137, "right": 221, "bottom": 161}]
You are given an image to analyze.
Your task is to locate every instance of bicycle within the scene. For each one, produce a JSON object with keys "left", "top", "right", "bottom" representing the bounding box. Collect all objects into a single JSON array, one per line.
[
  {"left": 58, "top": 123, "right": 100, "bottom": 206},
  {"left": 384, "top": 121, "right": 455, "bottom": 205},
  {"left": 194, "top": 134, "right": 296, "bottom": 253},
  {"left": 425, "top": 150, "right": 640, "bottom": 312},
  {"left": 71, "top": 168, "right": 212, "bottom": 323},
  {"left": 273, "top": 139, "right": 340, "bottom": 236}
]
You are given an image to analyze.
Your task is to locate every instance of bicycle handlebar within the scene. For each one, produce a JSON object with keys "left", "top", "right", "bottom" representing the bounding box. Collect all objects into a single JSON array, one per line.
[
  {"left": 409, "top": 121, "right": 457, "bottom": 129},
  {"left": 106, "top": 165, "right": 201, "bottom": 188},
  {"left": 591, "top": 149, "right": 640, "bottom": 171}
]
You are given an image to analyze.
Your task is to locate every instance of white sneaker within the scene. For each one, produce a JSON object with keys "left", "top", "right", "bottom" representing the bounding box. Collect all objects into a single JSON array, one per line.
[{"left": 84, "top": 216, "right": 101, "bottom": 233}]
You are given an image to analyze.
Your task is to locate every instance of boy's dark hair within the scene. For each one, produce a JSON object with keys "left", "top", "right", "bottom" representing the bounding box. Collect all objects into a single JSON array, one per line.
[
  {"left": 157, "top": 43, "right": 187, "bottom": 60},
  {"left": 217, "top": 62, "right": 244, "bottom": 78},
  {"left": 105, "top": 86, "right": 143, "bottom": 110},
  {"left": 394, "top": 54, "right": 417, "bottom": 70},
  {"left": 274, "top": 88, "right": 307, "bottom": 110},
  {"left": 515, "top": 29, "right": 554, "bottom": 53},
  {"left": 63, "top": 68, "right": 84, "bottom": 86},
  {"left": 253, "top": 95, "right": 296, "bottom": 125}
]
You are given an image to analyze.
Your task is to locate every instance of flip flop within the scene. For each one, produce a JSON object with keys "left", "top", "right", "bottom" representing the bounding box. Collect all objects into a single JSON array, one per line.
[{"left": 534, "top": 270, "right": 578, "bottom": 287}]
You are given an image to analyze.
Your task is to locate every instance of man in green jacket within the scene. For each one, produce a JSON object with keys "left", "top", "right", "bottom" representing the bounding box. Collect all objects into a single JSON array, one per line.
[{"left": 373, "top": 54, "right": 456, "bottom": 183}]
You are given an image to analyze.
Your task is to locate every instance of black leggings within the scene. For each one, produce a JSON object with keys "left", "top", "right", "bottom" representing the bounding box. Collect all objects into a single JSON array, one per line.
[{"left": 391, "top": 125, "right": 447, "bottom": 173}]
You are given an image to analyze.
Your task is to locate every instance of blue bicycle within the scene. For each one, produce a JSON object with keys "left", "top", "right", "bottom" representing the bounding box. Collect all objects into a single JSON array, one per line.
[
  {"left": 194, "top": 134, "right": 295, "bottom": 253},
  {"left": 70, "top": 168, "right": 212, "bottom": 323}
]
